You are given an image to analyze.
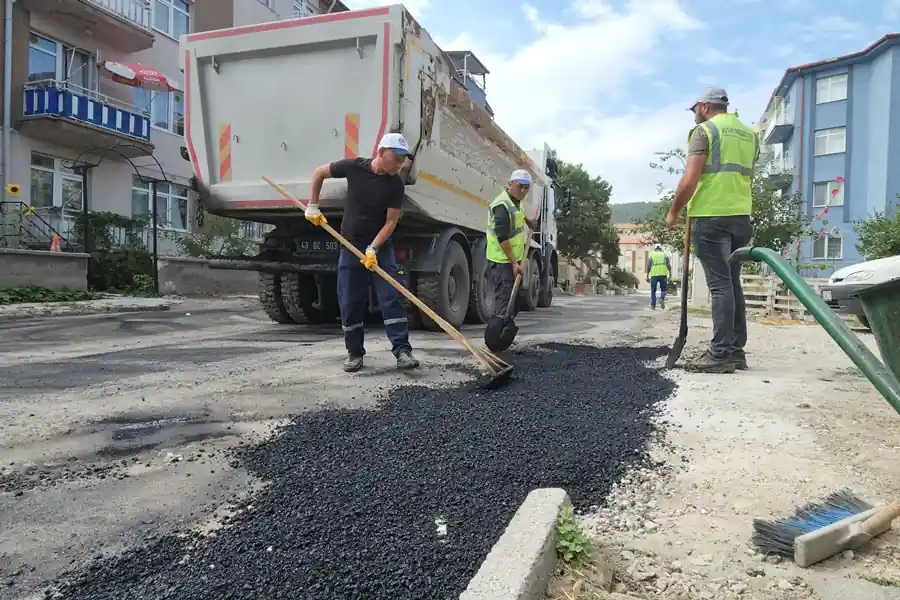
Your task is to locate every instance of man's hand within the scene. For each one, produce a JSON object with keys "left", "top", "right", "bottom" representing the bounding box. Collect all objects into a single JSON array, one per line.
[
  {"left": 305, "top": 203, "right": 326, "bottom": 226},
  {"left": 362, "top": 245, "right": 378, "bottom": 270},
  {"left": 525, "top": 216, "right": 537, "bottom": 231},
  {"left": 512, "top": 261, "right": 525, "bottom": 279},
  {"left": 665, "top": 210, "right": 678, "bottom": 229}
]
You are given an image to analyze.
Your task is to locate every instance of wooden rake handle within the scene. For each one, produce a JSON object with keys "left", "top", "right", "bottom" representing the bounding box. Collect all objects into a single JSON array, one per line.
[{"left": 261, "top": 176, "right": 498, "bottom": 372}]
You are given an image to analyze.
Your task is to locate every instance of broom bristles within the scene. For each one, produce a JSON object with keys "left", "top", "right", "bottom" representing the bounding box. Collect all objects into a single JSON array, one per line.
[{"left": 752, "top": 488, "right": 872, "bottom": 557}]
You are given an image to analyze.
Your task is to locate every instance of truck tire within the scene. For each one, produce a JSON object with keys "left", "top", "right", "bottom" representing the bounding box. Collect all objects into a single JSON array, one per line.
[
  {"left": 417, "top": 239, "right": 470, "bottom": 330},
  {"left": 466, "top": 251, "right": 494, "bottom": 324},
  {"left": 258, "top": 272, "right": 296, "bottom": 324},
  {"left": 281, "top": 272, "right": 339, "bottom": 324},
  {"left": 518, "top": 254, "right": 540, "bottom": 312},
  {"left": 405, "top": 272, "right": 425, "bottom": 330},
  {"left": 538, "top": 272, "right": 554, "bottom": 308}
]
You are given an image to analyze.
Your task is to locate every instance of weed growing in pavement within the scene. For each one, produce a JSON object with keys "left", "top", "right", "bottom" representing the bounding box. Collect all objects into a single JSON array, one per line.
[{"left": 556, "top": 505, "right": 590, "bottom": 564}]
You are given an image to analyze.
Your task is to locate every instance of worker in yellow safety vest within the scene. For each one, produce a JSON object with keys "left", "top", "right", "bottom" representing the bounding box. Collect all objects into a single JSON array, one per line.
[
  {"left": 665, "top": 87, "right": 759, "bottom": 374},
  {"left": 486, "top": 169, "right": 538, "bottom": 318},
  {"left": 646, "top": 245, "right": 671, "bottom": 310}
]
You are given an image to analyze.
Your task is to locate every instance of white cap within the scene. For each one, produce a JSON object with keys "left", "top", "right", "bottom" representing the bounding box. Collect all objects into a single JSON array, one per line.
[
  {"left": 377, "top": 133, "right": 410, "bottom": 155},
  {"left": 510, "top": 169, "right": 532, "bottom": 185}
]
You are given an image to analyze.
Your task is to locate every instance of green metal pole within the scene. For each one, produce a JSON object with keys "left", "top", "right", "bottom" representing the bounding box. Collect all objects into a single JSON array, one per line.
[{"left": 730, "top": 247, "right": 900, "bottom": 415}]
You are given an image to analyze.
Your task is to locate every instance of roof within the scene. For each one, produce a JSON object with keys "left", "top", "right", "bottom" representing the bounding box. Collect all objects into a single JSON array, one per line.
[
  {"left": 445, "top": 51, "right": 490, "bottom": 75},
  {"left": 768, "top": 33, "right": 900, "bottom": 103}
]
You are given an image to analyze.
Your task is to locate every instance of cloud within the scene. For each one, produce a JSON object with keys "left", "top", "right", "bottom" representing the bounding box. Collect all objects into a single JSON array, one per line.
[
  {"left": 432, "top": 0, "right": 718, "bottom": 203},
  {"left": 797, "top": 16, "right": 864, "bottom": 42}
]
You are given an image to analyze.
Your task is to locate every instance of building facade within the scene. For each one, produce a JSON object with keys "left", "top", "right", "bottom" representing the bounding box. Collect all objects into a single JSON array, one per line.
[
  {"left": 615, "top": 223, "right": 684, "bottom": 286},
  {"left": 757, "top": 34, "right": 900, "bottom": 274},
  {"left": 0, "top": 0, "right": 347, "bottom": 253}
]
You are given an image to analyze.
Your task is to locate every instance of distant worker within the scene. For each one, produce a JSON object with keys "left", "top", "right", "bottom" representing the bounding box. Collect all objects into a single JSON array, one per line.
[
  {"left": 486, "top": 169, "right": 539, "bottom": 318},
  {"left": 305, "top": 133, "right": 420, "bottom": 373},
  {"left": 646, "top": 244, "right": 671, "bottom": 310},
  {"left": 666, "top": 87, "right": 759, "bottom": 374}
]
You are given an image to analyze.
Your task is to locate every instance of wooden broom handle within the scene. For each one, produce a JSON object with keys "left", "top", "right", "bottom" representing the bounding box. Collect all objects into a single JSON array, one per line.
[
  {"left": 862, "top": 500, "right": 900, "bottom": 535},
  {"left": 261, "top": 176, "right": 495, "bottom": 371}
]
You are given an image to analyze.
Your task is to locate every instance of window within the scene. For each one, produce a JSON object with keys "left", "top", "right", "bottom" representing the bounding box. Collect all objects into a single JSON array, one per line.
[
  {"left": 132, "top": 176, "right": 189, "bottom": 231},
  {"left": 134, "top": 88, "right": 184, "bottom": 135},
  {"left": 27, "top": 33, "right": 92, "bottom": 90},
  {"left": 153, "top": 0, "right": 189, "bottom": 39},
  {"left": 239, "top": 221, "right": 274, "bottom": 240},
  {"left": 814, "top": 127, "right": 846, "bottom": 156},
  {"left": 293, "top": 0, "right": 317, "bottom": 17},
  {"left": 812, "top": 232, "right": 842, "bottom": 260},
  {"left": 30, "top": 152, "right": 83, "bottom": 213},
  {"left": 816, "top": 74, "right": 848, "bottom": 104},
  {"left": 812, "top": 180, "right": 844, "bottom": 207}
]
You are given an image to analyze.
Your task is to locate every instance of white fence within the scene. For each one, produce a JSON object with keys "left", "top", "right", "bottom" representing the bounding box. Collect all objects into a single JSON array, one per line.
[{"left": 691, "top": 268, "right": 829, "bottom": 318}]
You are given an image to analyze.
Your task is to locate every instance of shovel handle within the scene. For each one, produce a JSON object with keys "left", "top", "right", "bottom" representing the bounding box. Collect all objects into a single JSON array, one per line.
[
  {"left": 261, "top": 176, "right": 496, "bottom": 373},
  {"left": 507, "top": 274, "right": 522, "bottom": 318}
]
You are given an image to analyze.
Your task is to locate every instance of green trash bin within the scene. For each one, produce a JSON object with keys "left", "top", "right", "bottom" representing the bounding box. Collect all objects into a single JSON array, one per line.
[{"left": 854, "top": 277, "right": 900, "bottom": 387}]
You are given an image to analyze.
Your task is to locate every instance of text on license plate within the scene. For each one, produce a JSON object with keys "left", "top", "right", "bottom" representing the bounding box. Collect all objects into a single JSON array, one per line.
[
  {"left": 298, "top": 238, "right": 339, "bottom": 252},
  {"left": 822, "top": 290, "right": 832, "bottom": 301}
]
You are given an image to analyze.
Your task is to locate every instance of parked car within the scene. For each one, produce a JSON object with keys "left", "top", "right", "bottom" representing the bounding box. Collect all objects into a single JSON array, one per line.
[{"left": 820, "top": 254, "right": 900, "bottom": 329}]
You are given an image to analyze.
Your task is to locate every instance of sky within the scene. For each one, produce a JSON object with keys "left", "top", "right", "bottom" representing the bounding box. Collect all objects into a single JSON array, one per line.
[{"left": 347, "top": 0, "right": 898, "bottom": 204}]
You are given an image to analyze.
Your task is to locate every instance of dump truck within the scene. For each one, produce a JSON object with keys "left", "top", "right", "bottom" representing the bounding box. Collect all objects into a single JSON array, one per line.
[{"left": 179, "top": 4, "right": 560, "bottom": 330}]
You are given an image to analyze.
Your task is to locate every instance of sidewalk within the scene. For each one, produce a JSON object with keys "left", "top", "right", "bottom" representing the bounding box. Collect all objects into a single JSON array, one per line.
[
  {"left": 574, "top": 311, "right": 900, "bottom": 599},
  {"left": 0, "top": 296, "right": 177, "bottom": 320}
]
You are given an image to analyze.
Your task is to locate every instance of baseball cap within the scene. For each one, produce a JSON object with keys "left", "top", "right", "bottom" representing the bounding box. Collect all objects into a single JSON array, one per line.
[
  {"left": 689, "top": 87, "right": 729, "bottom": 111},
  {"left": 510, "top": 169, "right": 532, "bottom": 185},
  {"left": 377, "top": 132, "right": 410, "bottom": 155}
]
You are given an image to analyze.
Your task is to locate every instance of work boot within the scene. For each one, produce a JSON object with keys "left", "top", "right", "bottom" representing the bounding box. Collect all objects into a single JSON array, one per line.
[
  {"left": 730, "top": 349, "right": 748, "bottom": 371},
  {"left": 684, "top": 351, "right": 736, "bottom": 374},
  {"left": 660, "top": 298, "right": 666, "bottom": 310},
  {"left": 650, "top": 304, "right": 656, "bottom": 310},
  {"left": 396, "top": 351, "right": 420, "bottom": 370},
  {"left": 343, "top": 355, "right": 364, "bottom": 372}
]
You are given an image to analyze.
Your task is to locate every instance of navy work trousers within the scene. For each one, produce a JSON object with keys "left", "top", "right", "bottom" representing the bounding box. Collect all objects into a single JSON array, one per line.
[{"left": 337, "top": 244, "right": 412, "bottom": 358}]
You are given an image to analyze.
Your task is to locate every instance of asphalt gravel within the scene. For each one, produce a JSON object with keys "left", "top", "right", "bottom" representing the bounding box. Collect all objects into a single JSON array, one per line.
[{"left": 44, "top": 343, "right": 675, "bottom": 600}]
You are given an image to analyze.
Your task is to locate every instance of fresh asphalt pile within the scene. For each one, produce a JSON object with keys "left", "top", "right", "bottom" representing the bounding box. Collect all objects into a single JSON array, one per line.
[{"left": 46, "top": 343, "right": 676, "bottom": 600}]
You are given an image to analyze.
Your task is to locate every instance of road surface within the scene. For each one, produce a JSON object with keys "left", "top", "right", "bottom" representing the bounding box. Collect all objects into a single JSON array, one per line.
[{"left": 0, "top": 293, "right": 648, "bottom": 598}]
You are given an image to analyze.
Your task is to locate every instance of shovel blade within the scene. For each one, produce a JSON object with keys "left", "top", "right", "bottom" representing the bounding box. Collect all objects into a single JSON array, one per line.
[
  {"left": 484, "top": 316, "right": 518, "bottom": 353},
  {"left": 665, "top": 335, "right": 686, "bottom": 369}
]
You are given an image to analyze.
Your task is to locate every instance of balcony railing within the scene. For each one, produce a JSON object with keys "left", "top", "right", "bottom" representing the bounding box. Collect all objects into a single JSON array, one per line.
[
  {"left": 764, "top": 108, "right": 794, "bottom": 145},
  {"left": 23, "top": 79, "right": 152, "bottom": 146},
  {"left": 88, "top": 0, "right": 152, "bottom": 31}
]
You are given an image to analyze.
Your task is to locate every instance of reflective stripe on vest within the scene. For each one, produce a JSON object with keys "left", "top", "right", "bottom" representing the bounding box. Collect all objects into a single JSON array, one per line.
[
  {"left": 649, "top": 251, "right": 668, "bottom": 277},
  {"left": 687, "top": 113, "right": 756, "bottom": 218},
  {"left": 486, "top": 191, "right": 526, "bottom": 263}
]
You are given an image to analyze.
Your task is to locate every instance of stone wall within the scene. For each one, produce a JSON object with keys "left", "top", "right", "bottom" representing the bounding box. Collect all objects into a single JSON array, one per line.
[
  {"left": 157, "top": 257, "right": 258, "bottom": 297},
  {"left": 0, "top": 249, "right": 90, "bottom": 291}
]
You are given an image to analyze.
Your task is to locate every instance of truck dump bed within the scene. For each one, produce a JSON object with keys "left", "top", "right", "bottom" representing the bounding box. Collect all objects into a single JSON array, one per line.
[{"left": 180, "top": 4, "right": 548, "bottom": 233}]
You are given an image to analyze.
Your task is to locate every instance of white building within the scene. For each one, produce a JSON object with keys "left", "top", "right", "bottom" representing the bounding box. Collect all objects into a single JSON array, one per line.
[{"left": 1, "top": 0, "right": 348, "bottom": 252}]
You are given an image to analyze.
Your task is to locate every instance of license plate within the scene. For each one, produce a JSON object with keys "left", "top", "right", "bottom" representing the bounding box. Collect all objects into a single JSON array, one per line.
[
  {"left": 296, "top": 237, "right": 339, "bottom": 253},
  {"left": 822, "top": 290, "right": 832, "bottom": 301}
]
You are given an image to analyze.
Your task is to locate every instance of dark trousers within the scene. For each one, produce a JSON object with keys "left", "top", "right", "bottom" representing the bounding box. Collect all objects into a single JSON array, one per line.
[
  {"left": 692, "top": 216, "right": 753, "bottom": 360},
  {"left": 489, "top": 261, "right": 517, "bottom": 318},
  {"left": 337, "top": 244, "right": 412, "bottom": 358},
  {"left": 649, "top": 275, "right": 668, "bottom": 307}
]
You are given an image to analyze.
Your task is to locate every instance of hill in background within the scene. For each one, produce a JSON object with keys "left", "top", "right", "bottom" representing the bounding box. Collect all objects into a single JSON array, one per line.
[{"left": 610, "top": 202, "right": 657, "bottom": 224}]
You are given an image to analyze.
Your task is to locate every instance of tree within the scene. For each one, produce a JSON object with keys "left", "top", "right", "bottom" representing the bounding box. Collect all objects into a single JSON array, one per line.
[
  {"left": 176, "top": 215, "right": 259, "bottom": 258},
  {"left": 598, "top": 224, "right": 621, "bottom": 267},
  {"left": 854, "top": 208, "right": 900, "bottom": 260},
  {"left": 555, "top": 161, "right": 614, "bottom": 260},
  {"left": 632, "top": 147, "right": 807, "bottom": 254}
]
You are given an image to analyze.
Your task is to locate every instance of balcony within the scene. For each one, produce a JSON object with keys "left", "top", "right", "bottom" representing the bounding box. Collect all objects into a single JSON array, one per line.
[
  {"left": 23, "top": 0, "right": 153, "bottom": 53},
  {"left": 764, "top": 108, "right": 794, "bottom": 145},
  {"left": 21, "top": 80, "right": 153, "bottom": 159},
  {"left": 763, "top": 155, "right": 794, "bottom": 186}
]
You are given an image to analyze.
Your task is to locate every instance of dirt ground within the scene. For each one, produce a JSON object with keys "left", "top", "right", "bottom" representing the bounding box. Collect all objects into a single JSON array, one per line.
[{"left": 563, "top": 308, "right": 900, "bottom": 600}]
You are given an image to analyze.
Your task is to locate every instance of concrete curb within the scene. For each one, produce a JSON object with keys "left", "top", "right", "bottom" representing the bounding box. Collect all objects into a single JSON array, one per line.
[
  {"left": 0, "top": 301, "right": 173, "bottom": 322},
  {"left": 460, "top": 488, "right": 570, "bottom": 600}
]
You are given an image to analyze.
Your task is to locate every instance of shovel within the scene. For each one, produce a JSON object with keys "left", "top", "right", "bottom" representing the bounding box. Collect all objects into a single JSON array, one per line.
[
  {"left": 665, "top": 216, "right": 692, "bottom": 368},
  {"left": 484, "top": 272, "right": 523, "bottom": 353}
]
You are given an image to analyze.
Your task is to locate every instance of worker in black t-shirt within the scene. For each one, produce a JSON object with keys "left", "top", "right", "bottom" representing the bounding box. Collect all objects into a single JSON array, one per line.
[{"left": 305, "top": 133, "right": 420, "bottom": 373}]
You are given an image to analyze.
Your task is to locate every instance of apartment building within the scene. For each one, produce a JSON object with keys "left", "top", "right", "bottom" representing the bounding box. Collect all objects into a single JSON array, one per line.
[
  {"left": 756, "top": 34, "right": 900, "bottom": 274},
  {"left": 0, "top": 0, "right": 347, "bottom": 252}
]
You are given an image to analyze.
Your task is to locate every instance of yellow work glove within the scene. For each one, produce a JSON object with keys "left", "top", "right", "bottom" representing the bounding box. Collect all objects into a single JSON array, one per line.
[
  {"left": 304, "top": 204, "right": 326, "bottom": 226},
  {"left": 362, "top": 245, "right": 378, "bottom": 270}
]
